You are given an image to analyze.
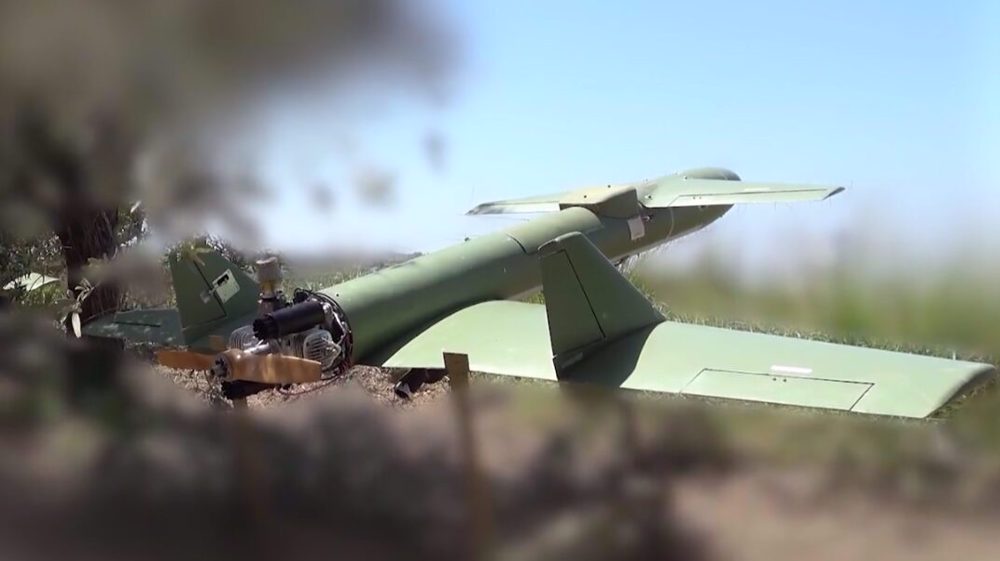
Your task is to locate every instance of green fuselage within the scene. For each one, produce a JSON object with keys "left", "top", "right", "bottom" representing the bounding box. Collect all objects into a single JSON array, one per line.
[
  {"left": 324, "top": 203, "right": 730, "bottom": 363},
  {"left": 88, "top": 167, "right": 994, "bottom": 418}
]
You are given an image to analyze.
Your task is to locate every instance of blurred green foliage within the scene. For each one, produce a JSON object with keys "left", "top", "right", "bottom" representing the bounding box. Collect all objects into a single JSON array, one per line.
[{"left": 635, "top": 252, "right": 998, "bottom": 362}]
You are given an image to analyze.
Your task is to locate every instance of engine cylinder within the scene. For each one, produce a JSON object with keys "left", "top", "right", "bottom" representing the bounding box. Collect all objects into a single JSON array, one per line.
[
  {"left": 302, "top": 329, "right": 341, "bottom": 370},
  {"left": 228, "top": 325, "right": 260, "bottom": 350},
  {"left": 253, "top": 300, "right": 326, "bottom": 340}
]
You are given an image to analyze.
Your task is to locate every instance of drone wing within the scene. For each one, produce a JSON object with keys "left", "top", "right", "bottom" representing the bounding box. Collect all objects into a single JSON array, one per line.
[
  {"left": 367, "top": 233, "right": 991, "bottom": 418},
  {"left": 640, "top": 177, "right": 843, "bottom": 208},
  {"left": 467, "top": 170, "right": 843, "bottom": 215}
]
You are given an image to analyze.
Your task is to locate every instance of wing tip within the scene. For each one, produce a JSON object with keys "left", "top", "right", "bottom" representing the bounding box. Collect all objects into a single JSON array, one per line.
[{"left": 824, "top": 186, "right": 847, "bottom": 200}]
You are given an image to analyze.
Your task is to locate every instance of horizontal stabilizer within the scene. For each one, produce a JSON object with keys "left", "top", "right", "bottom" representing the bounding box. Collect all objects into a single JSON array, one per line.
[
  {"left": 83, "top": 245, "right": 261, "bottom": 351},
  {"left": 82, "top": 309, "right": 184, "bottom": 347}
]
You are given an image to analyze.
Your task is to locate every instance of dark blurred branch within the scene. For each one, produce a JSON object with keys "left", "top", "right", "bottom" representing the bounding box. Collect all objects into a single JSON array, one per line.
[{"left": 0, "top": 0, "right": 454, "bottom": 323}]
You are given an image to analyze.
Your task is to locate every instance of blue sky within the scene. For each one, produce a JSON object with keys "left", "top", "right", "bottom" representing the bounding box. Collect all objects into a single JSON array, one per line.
[{"left": 255, "top": 1, "right": 997, "bottom": 273}]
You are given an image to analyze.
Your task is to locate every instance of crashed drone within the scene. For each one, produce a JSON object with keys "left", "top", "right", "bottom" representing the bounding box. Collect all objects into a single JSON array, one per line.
[{"left": 85, "top": 168, "right": 994, "bottom": 418}]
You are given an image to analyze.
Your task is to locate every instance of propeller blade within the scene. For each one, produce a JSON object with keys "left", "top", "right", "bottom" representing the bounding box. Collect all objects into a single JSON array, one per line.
[
  {"left": 220, "top": 350, "right": 323, "bottom": 385},
  {"left": 155, "top": 349, "right": 216, "bottom": 371}
]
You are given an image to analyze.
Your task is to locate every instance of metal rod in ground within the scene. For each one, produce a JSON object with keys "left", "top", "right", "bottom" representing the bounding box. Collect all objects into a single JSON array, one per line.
[{"left": 445, "top": 352, "right": 495, "bottom": 560}]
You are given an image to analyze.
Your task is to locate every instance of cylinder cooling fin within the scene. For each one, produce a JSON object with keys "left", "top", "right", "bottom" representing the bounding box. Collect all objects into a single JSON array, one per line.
[
  {"left": 228, "top": 325, "right": 260, "bottom": 351},
  {"left": 302, "top": 329, "right": 341, "bottom": 370}
]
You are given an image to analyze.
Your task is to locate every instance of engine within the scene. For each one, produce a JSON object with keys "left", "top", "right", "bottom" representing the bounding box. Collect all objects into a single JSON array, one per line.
[
  {"left": 211, "top": 257, "right": 352, "bottom": 391},
  {"left": 226, "top": 300, "right": 346, "bottom": 370}
]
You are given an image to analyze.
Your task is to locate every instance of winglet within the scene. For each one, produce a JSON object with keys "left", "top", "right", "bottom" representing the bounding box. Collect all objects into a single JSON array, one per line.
[{"left": 539, "top": 232, "right": 664, "bottom": 368}]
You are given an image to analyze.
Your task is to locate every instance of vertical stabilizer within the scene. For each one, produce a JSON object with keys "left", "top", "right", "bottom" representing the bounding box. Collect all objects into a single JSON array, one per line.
[
  {"left": 539, "top": 232, "right": 664, "bottom": 367},
  {"left": 168, "top": 246, "right": 259, "bottom": 344}
]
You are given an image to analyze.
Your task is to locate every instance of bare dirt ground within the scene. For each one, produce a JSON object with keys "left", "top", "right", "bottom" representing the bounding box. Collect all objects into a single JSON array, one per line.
[
  {"left": 157, "top": 363, "right": 1000, "bottom": 560},
  {"left": 163, "top": 363, "right": 448, "bottom": 408},
  {"left": 677, "top": 471, "right": 1000, "bottom": 561}
]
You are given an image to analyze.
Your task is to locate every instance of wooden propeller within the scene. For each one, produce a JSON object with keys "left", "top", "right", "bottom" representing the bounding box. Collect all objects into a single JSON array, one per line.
[
  {"left": 155, "top": 349, "right": 216, "bottom": 371},
  {"left": 217, "top": 349, "right": 323, "bottom": 384}
]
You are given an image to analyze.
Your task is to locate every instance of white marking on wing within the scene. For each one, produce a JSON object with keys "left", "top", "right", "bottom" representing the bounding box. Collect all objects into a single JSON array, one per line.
[{"left": 770, "top": 365, "right": 813, "bottom": 375}]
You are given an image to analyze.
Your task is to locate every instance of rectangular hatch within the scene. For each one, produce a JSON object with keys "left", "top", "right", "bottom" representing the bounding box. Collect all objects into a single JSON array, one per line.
[{"left": 681, "top": 369, "right": 873, "bottom": 411}]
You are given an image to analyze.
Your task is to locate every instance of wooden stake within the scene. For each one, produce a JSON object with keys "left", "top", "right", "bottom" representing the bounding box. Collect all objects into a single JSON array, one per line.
[{"left": 445, "top": 352, "right": 494, "bottom": 560}]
